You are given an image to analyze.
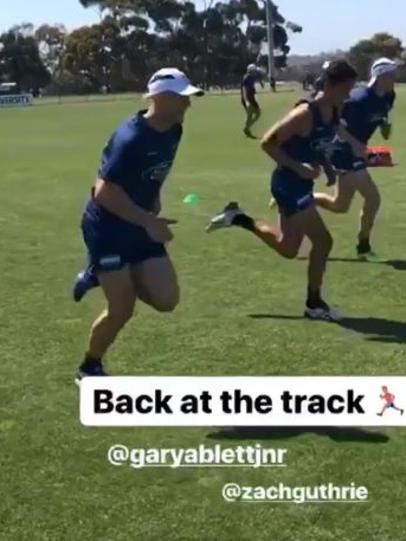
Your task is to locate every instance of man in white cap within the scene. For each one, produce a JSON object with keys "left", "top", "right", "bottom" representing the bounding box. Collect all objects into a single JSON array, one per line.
[
  {"left": 315, "top": 57, "right": 397, "bottom": 261},
  {"left": 241, "top": 63, "right": 265, "bottom": 138},
  {"left": 73, "top": 68, "right": 203, "bottom": 381}
]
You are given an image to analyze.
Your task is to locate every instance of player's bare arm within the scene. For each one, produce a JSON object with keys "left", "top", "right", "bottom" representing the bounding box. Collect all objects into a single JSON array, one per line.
[
  {"left": 94, "top": 178, "right": 154, "bottom": 227},
  {"left": 94, "top": 179, "right": 174, "bottom": 243},
  {"left": 336, "top": 123, "right": 367, "bottom": 158},
  {"left": 380, "top": 121, "right": 392, "bottom": 140},
  {"left": 261, "top": 105, "right": 320, "bottom": 180},
  {"left": 152, "top": 195, "right": 161, "bottom": 216}
]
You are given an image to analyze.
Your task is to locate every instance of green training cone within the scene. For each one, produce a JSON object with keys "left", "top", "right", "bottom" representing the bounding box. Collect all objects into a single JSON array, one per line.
[{"left": 183, "top": 193, "right": 201, "bottom": 205}]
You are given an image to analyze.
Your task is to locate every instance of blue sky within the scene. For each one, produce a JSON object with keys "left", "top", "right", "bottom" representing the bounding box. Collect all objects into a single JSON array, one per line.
[{"left": 2, "top": 0, "right": 406, "bottom": 54}]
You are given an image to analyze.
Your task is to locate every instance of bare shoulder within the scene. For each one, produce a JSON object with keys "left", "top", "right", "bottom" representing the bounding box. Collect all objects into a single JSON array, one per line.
[
  {"left": 262, "top": 101, "right": 312, "bottom": 146},
  {"left": 287, "top": 102, "right": 312, "bottom": 124},
  {"left": 279, "top": 102, "right": 312, "bottom": 134}
]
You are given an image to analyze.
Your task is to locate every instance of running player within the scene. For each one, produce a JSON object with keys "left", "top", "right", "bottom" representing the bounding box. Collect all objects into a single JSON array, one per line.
[
  {"left": 314, "top": 58, "right": 397, "bottom": 261},
  {"left": 241, "top": 64, "right": 264, "bottom": 139},
  {"left": 207, "top": 61, "right": 362, "bottom": 320},
  {"left": 268, "top": 60, "right": 333, "bottom": 210},
  {"left": 377, "top": 386, "right": 404, "bottom": 416},
  {"left": 73, "top": 68, "right": 203, "bottom": 381}
]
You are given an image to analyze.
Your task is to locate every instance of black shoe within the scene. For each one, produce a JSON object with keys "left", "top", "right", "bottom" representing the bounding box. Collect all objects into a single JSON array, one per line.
[
  {"left": 205, "top": 202, "right": 244, "bottom": 232},
  {"left": 243, "top": 128, "right": 257, "bottom": 139},
  {"left": 73, "top": 266, "right": 99, "bottom": 302},
  {"left": 304, "top": 299, "right": 342, "bottom": 322},
  {"left": 75, "top": 359, "right": 109, "bottom": 385},
  {"left": 356, "top": 240, "right": 372, "bottom": 260}
]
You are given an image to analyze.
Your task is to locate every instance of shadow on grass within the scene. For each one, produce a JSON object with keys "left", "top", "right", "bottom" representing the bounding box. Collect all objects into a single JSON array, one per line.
[
  {"left": 296, "top": 257, "right": 406, "bottom": 271},
  {"left": 328, "top": 257, "right": 406, "bottom": 271},
  {"left": 208, "top": 426, "right": 389, "bottom": 443},
  {"left": 248, "top": 314, "right": 406, "bottom": 344}
]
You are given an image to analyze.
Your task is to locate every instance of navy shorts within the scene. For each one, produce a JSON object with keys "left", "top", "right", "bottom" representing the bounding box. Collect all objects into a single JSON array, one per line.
[
  {"left": 81, "top": 215, "right": 167, "bottom": 272},
  {"left": 271, "top": 168, "right": 315, "bottom": 217},
  {"left": 331, "top": 143, "right": 367, "bottom": 173}
]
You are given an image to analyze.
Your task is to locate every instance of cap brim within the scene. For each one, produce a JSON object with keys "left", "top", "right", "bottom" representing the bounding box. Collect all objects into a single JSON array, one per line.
[
  {"left": 368, "top": 76, "right": 377, "bottom": 87},
  {"left": 178, "top": 85, "right": 205, "bottom": 97},
  {"left": 144, "top": 86, "right": 205, "bottom": 98}
]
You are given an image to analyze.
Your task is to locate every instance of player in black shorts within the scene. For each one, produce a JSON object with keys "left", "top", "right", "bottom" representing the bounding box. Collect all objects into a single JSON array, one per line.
[
  {"left": 241, "top": 64, "right": 264, "bottom": 139},
  {"left": 208, "top": 61, "right": 362, "bottom": 320}
]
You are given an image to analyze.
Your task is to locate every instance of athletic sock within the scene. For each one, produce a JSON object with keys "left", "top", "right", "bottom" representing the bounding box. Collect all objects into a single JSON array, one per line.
[
  {"left": 232, "top": 213, "right": 256, "bottom": 232},
  {"left": 357, "top": 237, "right": 371, "bottom": 254},
  {"left": 306, "top": 287, "right": 329, "bottom": 310},
  {"left": 81, "top": 355, "right": 102, "bottom": 370}
]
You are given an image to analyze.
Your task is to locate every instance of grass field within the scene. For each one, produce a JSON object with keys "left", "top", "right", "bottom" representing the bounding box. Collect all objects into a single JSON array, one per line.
[{"left": 1, "top": 88, "right": 406, "bottom": 541}]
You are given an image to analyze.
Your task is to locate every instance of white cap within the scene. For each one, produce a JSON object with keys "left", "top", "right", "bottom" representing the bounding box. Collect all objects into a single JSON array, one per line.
[
  {"left": 369, "top": 57, "right": 397, "bottom": 86},
  {"left": 146, "top": 68, "right": 204, "bottom": 97},
  {"left": 247, "top": 64, "right": 257, "bottom": 73},
  {"left": 322, "top": 61, "right": 331, "bottom": 70}
]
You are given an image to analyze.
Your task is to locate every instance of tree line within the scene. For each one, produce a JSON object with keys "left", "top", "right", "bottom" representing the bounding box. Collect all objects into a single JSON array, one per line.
[{"left": 0, "top": 0, "right": 404, "bottom": 96}]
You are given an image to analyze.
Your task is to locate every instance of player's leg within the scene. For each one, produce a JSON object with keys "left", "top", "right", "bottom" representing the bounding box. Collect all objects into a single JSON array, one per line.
[
  {"left": 244, "top": 103, "right": 259, "bottom": 138},
  {"left": 77, "top": 266, "right": 137, "bottom": 381},
  {"left": 314, "top": 171, "right": 357, "bottom": 214},
  {"left": 131, "top": 255, "right": 180, "bottom": 313},
  {"left": 251, "top": 201, "right": 336, "bottom": 317},
  {"left": 254, "top": 207, "right": 334, "bottom": 298},
  {"left": 209, "top": 167, "right": 318, "bottom": 258},
  {"left": 250, "top": 101, "right": 261, "bottom": 126},
  {"left": 354, "top": 170, "right": 381, "bottom": 260},
  {"left": 301, "top": 208, "right": 335, "bottom": 319},
  {"left": 206, "top": 201, "right": 304, "bottom": 259},
  {"left": 251, "top": 101, "right": 261, "bottom": 125},
  {"left": 244, "top": 104, "right": 253, "bottom": 133},
  {"left": 207, "top": 200, "right": 337, "bottom": 319},
  {"left": 249, "top": 211, "right": 305, "bottom": 259}
]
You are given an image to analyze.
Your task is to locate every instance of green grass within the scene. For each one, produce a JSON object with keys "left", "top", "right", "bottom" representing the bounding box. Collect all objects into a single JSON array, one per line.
[{"left": 1, "top": 89, "right": 406, "bottom": 541}]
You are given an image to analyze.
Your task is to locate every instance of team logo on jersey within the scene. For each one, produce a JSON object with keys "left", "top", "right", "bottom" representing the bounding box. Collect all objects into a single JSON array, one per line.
[
  {"left": 142, "top": 161, "right": 173, "bottom": 183},
  {"left": 368, "top": 113, "right": 387, "bottom": 124},
  {"left": 310, "top": 135, "right": 340, "bottom": 156}
]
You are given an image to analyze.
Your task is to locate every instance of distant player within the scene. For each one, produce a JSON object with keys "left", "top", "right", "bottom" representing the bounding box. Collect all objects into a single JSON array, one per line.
[
  {"left": 315, "top": 58, "right": 397, "bottom": 261},
  {"left": 241, "top": 64, "right": 265, "bottom": 138},
  {"left": 207, "top": 61, "right": 363, "bottom": 320},
  {"left": 311, "top": 61, "right": 330, "bottom": 97},
  {"left": 73, "top": 68, "right": 203, "bottom": 381},
  {"left": 377, "top": 386, "right": 404, "bottom": 416}
]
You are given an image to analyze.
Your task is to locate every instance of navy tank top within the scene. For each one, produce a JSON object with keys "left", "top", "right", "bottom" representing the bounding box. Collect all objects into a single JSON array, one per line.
[{"left": 279, "top": 99, "right": 339, "bottom": 170}]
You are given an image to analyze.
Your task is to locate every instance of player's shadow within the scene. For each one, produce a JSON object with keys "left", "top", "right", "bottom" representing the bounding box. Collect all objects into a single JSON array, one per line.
[
  {"left": 248, "top": 314, "right": 406, "bottom": 344},
  {"left": 340, "top": 317, "right": 406, "bottom": 344},
  {"left": 208, "top": 426, "right": 389, "bottom": 443},
  {"left": 327, "top": 257, "right": 406, "bottom": 271},
  {"left": 296, "top": 256, "right": 406, "bottom": 271}
]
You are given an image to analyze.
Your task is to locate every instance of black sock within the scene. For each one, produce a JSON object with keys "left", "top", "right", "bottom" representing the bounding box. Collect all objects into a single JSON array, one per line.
[
  {"left": 82, "top": 355, "right": 101, "bottom": 368},
  {"left": 232, "top": 213, "right": 255, "bottom": 232},
  {"left": 307, "top": 287, "right": 320, "bottom": 304},
  {"left": 357, "top": 237, "right": 371, "bottom": 254},
  {"left": 306, "top": 287, "right": 328, "bottom": 309}
]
